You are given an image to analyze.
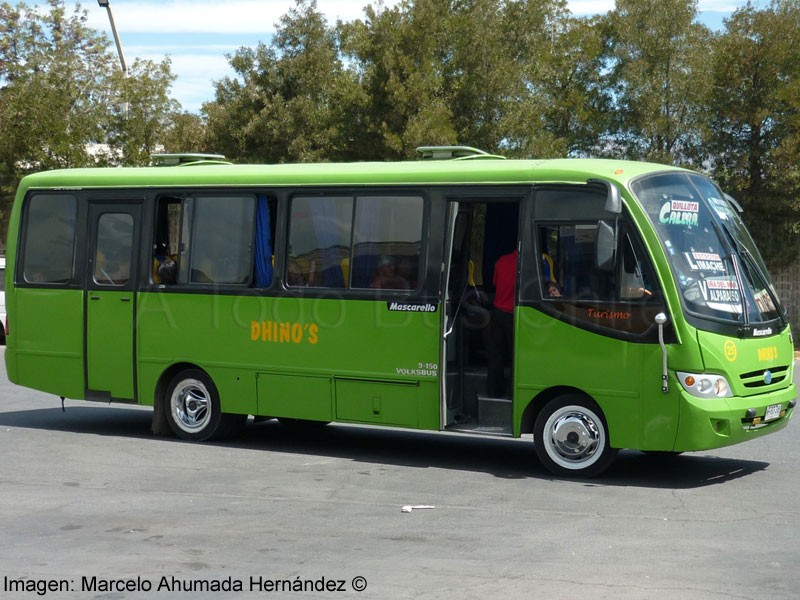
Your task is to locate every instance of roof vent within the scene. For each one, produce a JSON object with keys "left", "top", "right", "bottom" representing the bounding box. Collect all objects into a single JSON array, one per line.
[
  {"left": 151, "top": 153, "right": 231, "bottom": 166},
  {"left": 415, "top": 146, "right": 505, "bottom": 160}
]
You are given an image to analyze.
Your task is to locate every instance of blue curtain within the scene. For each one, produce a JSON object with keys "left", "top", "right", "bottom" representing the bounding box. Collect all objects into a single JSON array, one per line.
[{"left": 255, "top": 195, "right": 273, "bottom": 287}]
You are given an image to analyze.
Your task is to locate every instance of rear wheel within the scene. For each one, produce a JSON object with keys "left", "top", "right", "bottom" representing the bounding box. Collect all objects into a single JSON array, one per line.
[
  {"left": 534, "top": 395, "right": 618, "bottom": 478},
  {"left": 165, "top": 369, "right": 243, "bottom": 441}
]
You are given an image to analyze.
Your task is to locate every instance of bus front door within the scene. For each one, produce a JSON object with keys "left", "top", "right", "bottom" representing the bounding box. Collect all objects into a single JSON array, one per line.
[{"left": 85, "top": 203, "right": 141, "bottom": 401}]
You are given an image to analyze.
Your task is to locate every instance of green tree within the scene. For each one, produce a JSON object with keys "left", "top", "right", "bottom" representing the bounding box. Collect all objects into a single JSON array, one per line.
[
  {"left": 0, "top": 0, "right": 181, "bottom": 246},
  {"left": 161, "top": 111, "right": 208, "bottom": 155},
  {"left": 338, "top": 0, "right": 458, "bottom": 159},
  {"left": 104, "top": 58, "right": 180, "bottom": 165},
  {"left": 605, "top": 0, "right": 713, "bottom": 164},
  {"left": 0, "top": 0, "right": 115, "bottom": 243},
  {"left": 340, "top": 0, "right": 577, "bottom": 159},
  {"left": 442, "top": 0, "right": 567, "bottom": 156},
  {"left": 0, "top": 1, "right": 114, "bottom": 170},
  {"left": 707, "top": 0, "right": 800, "bottom": 266},
  {"left": 506, "top": 11, "right": 609, "bottom": 157},
  {"left": 204, "top": 0, "right": 359, "bottom": 163}
]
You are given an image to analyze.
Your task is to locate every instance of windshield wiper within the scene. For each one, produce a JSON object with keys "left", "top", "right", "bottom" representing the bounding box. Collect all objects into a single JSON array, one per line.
[
  {"left": 709, "top": 219, "right": 749, "bottom": 333},
  {"left": 717, "top": 220, "right": 787, "bottom": 328}
]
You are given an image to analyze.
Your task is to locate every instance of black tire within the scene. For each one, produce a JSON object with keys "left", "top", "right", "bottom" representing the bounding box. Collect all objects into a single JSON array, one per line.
[
  {"left": 534, "top": 395, "right": 618, "bottom": 478},
  {"left": 164, "top": 369, "right": 243, "bottom": 441}
]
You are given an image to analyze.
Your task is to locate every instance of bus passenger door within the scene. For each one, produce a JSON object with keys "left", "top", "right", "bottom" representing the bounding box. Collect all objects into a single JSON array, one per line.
[
  {"left": 441, "top": 198, "right": 521, "bottom": 434},
  {"left": 85, "top": 203, "right": 141, "bottom": 400}
]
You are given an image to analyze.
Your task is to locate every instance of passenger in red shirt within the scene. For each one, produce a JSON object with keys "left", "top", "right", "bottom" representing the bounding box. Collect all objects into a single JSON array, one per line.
[
  {"left": 487, "top": 249, "right": 517, "bottom": 397},
  {"left": 493, "top": 250, "right": 517, "bottom": 313}
]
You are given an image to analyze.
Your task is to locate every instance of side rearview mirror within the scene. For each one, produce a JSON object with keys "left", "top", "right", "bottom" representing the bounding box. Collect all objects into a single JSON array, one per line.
[{"left": 596, "top": 220, "right": 616, "bottom": 271}]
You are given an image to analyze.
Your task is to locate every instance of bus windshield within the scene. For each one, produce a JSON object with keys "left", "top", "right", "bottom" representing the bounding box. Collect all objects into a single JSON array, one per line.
[{"left": 632, "top": 172, "right": 784, "bottom": 327}]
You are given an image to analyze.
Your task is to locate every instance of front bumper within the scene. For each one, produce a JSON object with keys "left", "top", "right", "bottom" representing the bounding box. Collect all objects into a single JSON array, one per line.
[{"left": 674, "top": 383, "right": 796, "bottom": 452}]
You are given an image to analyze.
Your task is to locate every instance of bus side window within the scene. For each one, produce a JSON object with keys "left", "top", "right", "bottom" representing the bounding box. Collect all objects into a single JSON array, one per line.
[
  {"left": 619, "top": 230, "right": 653, "bottom": 301},
  {"left": 352, "top": 195, "right": 423, "bottom": 290},
  {"left": 189, "top": 196, "right": 256, "bottom": 285},
  {"left": 153, "top": 195, "right": 257, "bottom": 286},
  {"left": 153, "top": 197, "right": 182, "bottom": 283},
  {"left": 287, "top": 196, "right": 353, "bottom": 288},
  {"left": 537, "top": 223, "right": 617, "bottom": 301}
]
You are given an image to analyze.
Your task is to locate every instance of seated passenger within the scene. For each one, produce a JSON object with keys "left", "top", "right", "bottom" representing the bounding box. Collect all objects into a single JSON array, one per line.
[
  {"left": 287, "top": 260, "right": 306, "bottom": 287},
  {"left": 157, "top": 259, "right": 178, "bottom": 285},
  {"left": 542, "top": 253, "right": 562, "bottom": 298},
  {"left": 397, "top": 258, "right": 418, "bottom": 289},
  {"left": 371, "top": 256, "right": 410, "bottom": 290}
]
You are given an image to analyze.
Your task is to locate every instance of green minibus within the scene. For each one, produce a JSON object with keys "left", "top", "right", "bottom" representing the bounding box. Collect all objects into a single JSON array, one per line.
[{"left": 3, "top": 147, "right": 795, "bottom": 476}]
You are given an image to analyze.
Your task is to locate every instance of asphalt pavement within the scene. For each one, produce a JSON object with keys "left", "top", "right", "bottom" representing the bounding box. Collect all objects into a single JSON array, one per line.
[{"left": 0, "top": 347, "right": 798, "bottom": 599}]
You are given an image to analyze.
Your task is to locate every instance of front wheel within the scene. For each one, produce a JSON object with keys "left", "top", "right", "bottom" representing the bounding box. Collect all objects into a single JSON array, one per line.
[
  {"left": 534, "top": 395, "right": 618, "bottom": 478},
  {"left": 165, "top": 369, "right": 243, "bottom": 441}
]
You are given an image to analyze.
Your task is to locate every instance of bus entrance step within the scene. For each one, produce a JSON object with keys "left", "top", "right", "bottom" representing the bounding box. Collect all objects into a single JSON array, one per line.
[{"left": 477, "top": 395, "right": 512, "bottom": 429}]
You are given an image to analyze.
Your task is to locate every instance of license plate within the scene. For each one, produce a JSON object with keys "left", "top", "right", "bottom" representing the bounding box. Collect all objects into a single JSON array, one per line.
[{"left": 764, "top": 404, "right": 782, "bottom": 421}]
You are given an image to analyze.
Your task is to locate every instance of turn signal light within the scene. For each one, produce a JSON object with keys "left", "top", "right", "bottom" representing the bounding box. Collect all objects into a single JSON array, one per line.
[{"left": 684, "top": 375, "right": 696, "bottom": 387}]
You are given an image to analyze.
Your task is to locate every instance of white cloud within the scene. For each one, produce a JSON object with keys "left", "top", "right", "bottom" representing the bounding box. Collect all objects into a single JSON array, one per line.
[
  {"left": 128, "top": 53, "right": 235, "bottom": 112},
  {"left": 78, "top": 1, "right": 401, "bottom": 34},
  {"left": 125, "top": 44, "right": 243, "bottom": 55},
  {"left": 567, "top": 1, "right": 615, "bottom": 16},
  {"left": 130, "top": 52, "right": 232, "bottom": 75},
  {"left": 172, "top": 79, "right": 221, "bottom": 113},
  {"left": 567, "top": 1, "right": 755, "bottom": 16},
  {"left": 697, "top": 1, "right": 744, "bottom": 11}
]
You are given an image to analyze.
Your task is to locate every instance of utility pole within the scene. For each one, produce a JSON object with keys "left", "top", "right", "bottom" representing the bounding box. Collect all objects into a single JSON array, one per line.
[{"left": 97, "top": 0, "right": 127, "bottom": 77}]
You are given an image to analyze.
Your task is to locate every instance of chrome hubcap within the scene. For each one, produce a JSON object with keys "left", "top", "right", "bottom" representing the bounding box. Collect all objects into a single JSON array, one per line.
[
  {"left": 171, "top": 378, "right": 211, "bottom": 433},
  {"left": 543, "top": 406, "right": 604, "bottom": 469}
]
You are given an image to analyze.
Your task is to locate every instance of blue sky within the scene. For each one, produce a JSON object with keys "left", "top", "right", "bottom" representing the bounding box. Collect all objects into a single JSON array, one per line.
[{"left": 56, "top": 1, "right": 766, "bottom": 113}]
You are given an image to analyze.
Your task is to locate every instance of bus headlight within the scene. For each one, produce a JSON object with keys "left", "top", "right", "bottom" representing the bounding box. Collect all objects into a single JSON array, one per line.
[{"left": 677, "top": 372, "right": 732, "bottom": 398}]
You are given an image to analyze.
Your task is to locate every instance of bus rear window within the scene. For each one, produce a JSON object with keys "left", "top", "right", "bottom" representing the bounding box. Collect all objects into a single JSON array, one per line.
[{"left": 22, "top": 194, "right": 77, "bottom": 284}]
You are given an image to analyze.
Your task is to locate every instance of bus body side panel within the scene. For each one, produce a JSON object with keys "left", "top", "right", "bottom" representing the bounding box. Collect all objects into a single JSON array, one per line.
[
  {"left": 513, "top": 306, "right": 681, "bottom": 451},
  {"left": 10, "top": 288, "right": 85, "bottom": 399},
  {"left": 136, "top": 293, "right": 441, "bottom": 429}
]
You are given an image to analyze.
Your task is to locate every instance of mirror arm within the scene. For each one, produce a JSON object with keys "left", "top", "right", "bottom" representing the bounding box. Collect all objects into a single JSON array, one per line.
[
  {"left": 655, "top": 312, "right": 669, "bottom": 393},
  {"left": 587, "top": 178, "right": 622, "bottom": 214}
]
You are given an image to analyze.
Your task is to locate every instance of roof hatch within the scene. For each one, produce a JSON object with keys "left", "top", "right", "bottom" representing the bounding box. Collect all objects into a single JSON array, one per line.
[
  {"left": 415, "top": 146, "right": 506, "bottom": 161},
  {"left": 151, "top": 153, "right": 232, "bottom": 166}
]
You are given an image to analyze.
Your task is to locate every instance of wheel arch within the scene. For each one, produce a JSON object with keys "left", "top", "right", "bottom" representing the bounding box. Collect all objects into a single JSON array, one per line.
[{"left": 519, "top": 385, "right": 595, "bottom": 435}]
